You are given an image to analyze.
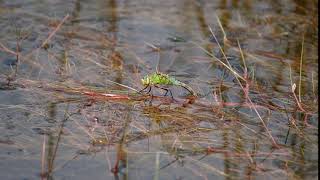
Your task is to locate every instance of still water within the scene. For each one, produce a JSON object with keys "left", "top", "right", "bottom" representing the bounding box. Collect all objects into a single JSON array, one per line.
[{"left": 0, "top": 0, "right": 318, "bottom": 179}]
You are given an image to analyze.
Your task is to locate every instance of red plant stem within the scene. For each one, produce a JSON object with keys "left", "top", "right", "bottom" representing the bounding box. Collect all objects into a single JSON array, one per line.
[
  {"left": 0, "top": 42, "right": 17, "bottom": 55},
  {"left": 40, "top": 14, "right": 70, "bottom": 49}
]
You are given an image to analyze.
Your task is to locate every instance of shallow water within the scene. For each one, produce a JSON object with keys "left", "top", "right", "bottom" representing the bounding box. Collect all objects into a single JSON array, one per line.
[{"left": 0, "top": 0, "right": 318, "bottom": 179}]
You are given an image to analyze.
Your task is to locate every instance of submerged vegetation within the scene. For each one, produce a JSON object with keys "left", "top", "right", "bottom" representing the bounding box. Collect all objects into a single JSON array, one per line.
[{"left": 0, "top": 0, "right": 318, "bottom": 180}]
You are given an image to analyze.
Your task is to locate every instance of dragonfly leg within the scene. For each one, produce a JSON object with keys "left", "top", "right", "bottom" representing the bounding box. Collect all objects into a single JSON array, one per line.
[
  {"left": 155, "top": 86, "right": 174, "bottom": 99},
  {"left": 165, "top": 89, "right": 174, "bottom": 99},
  {"left": 147, "top": 86, "right": 152, "bottom": 94},
  {"left": 149, "top": 94, "right": 154, "bottom": 105},
  {"left": 164, "top": 90, "right": 168, "bottom": 96},
  {"left": 168, "top": 90, "right": 174, "bottom": 99},
  {"left": 139, "top": 85, "right": 148, "bottom": 93},
  {"left": 139, "top": 84, "right": 152, "bottom": 95}
]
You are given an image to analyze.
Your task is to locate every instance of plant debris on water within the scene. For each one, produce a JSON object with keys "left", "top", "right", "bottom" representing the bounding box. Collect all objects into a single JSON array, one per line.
[{"left": 0, "top": 0, "right": 318, "bottom": 180}]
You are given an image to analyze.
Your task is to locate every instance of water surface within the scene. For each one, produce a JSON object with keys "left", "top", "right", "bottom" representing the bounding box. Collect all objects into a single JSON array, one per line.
[{"left": 0, "top": 0, "right": 318, "bottom": 179}]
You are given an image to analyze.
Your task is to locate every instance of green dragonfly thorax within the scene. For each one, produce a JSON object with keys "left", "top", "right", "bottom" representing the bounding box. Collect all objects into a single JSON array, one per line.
[{"left": 141, "top": 72, "right": 179, "bottom": 86}]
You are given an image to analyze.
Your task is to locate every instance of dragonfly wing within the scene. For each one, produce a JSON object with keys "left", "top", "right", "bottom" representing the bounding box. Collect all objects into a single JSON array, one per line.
[{"left": 157, "top": 49, "right": 179, "bottom": 74}]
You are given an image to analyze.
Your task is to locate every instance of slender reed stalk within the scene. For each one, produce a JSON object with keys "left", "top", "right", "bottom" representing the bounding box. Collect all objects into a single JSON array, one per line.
[
  {"left": 298, "top": 35, "right": 304, "bottom": 102},
  {"left": 154, "top": 152, "right": 160, "bottom": 180},
  {"left": 41, "top": 135, "right": 46, "bottom": 180}
]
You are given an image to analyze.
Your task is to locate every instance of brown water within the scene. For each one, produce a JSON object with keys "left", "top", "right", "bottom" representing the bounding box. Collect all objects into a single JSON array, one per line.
[{"left": 0, "top": 0, "right": 318, "bottom": 180}]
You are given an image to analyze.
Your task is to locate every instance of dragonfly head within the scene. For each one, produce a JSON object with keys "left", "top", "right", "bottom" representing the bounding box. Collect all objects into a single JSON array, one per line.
[{"left": 141, "top": 75, "right": 150, "bottom": 86}]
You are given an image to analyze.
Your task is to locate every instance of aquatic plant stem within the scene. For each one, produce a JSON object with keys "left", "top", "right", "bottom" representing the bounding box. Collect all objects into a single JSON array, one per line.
[
  {"left": 238, "top": 41, "right": 278, "bottom": 147},
  {"left": 40, "top": 14, "right": 70, "bottom": 49},
  {"left": 208, "top": 21, "right": 279, "bottom": 147},
  {"left": 48, "top": 104, "right": 70, "bottom": 176},
  {"left": 0, "top": 42, "right": 17, "bottom": 55},
  {"left": 154, "top": 152, "right": 160, "bottom": 180},
  {"left": 311, "top": 71, "right": 316, "bottom": 100},
  {"left": 298, "top": 34, "right": 304, "bottom": 102},
  {"left": 215, "top": 14, "right": 227, "bottom": 44},
  {"left": 289, "top": 64, "right": 306, "bottom": 112},
  {"left": 41, "top": 135, "right": 46, "bottom": 179},
  {"left": 190, "top": 41, "right": 245, "bottom": 81},
  {"left": 105, "top": 78, "right": 140, "bottom": 93}
]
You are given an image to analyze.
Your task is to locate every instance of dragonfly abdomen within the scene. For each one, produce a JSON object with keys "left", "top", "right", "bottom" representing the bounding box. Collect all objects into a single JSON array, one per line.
[{"left": 176, "top": 81, "right": 197, "bottom": 96}]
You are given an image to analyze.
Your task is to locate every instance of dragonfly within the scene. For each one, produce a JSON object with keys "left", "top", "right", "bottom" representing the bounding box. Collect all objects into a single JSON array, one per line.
[
  {"left": 140, "top": 72, "right": 197, "bottom": 97},
  {"left": 140, "top": 42, "right": 197, "bottom": 98}
]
